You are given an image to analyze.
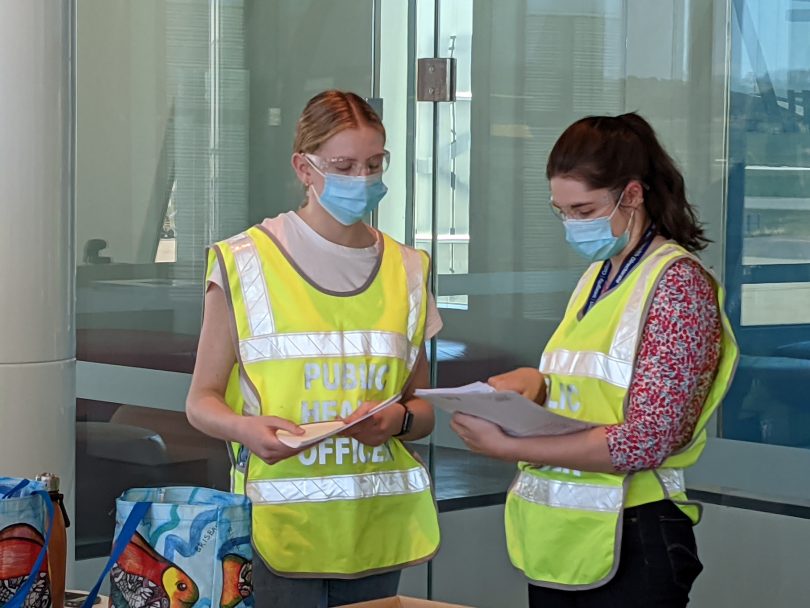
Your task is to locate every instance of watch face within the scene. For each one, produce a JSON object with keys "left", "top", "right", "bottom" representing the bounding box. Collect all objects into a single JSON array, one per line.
[{"left": 399, "top": 409, "right": 413, "bottom": 436}]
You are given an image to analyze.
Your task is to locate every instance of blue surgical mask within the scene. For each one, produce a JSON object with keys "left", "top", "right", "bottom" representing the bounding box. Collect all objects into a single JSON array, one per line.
[
  {"left": 308, "top": 161, "right": 388, "bottom": 226},
  {"left": 563, "top": 195, "right": 633, "bottom": 262}
]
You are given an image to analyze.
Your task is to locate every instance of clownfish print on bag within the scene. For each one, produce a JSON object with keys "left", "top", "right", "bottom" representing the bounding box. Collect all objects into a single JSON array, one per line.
[
  {"left": 0, "top": 523, "right": 51, "bottom": 608},
  {"left": 219, "top": 554, "right": 252, "bottom": 608},
  {"left": 110, "top": 531, "right": 199, "bottom": 608}
]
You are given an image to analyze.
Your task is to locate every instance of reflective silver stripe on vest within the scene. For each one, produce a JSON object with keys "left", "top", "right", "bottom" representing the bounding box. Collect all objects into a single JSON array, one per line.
[
  {"left": 540, "top": 349, "right": 634, "bottom": 390},
  {"left": 657, "top": 468, "right": 686, "bottom": 497},
  {"left": 608, "top": 245, "right": 689, "bottom": 364},
  {"left": 542, "top": 244, "right": 689, "bottom": 389},
  {"left": 246, "top": 466, "right": 431, "bottom": 504},
  {"left": 401, "top": 245, "right": 426, "bottom": 370},
  {"left": 239, "top": 375, "right": 261, "bottom": 417},
  {"left": 228, "top": 232, "right": 275, "bottom": 337},
  {"left": 240, "top": 330, "right": 411, "bottom": 363},
  {"left": 511, "top": 471, "right": 623, "bottom": 512}
]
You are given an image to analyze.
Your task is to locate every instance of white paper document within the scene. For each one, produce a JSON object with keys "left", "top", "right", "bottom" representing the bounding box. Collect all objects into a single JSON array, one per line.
[
  {"left": 415, "top": 382, "right": 592, "bottom": 437},
  {"left": 276, "top": 393, "right": 403, "bottom": 449}
]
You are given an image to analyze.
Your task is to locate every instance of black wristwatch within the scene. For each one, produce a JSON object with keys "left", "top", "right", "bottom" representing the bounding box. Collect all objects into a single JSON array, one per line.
[{"left": 394, "top": 403, "right": 414, "bottom": 437}]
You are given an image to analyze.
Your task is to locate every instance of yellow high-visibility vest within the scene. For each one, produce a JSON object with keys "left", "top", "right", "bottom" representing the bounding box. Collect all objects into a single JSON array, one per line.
[
  {"left": 505, "top": 242, "right": 738, "bottom": 589},
  {"left": 209, "top": 225, "right": 440, "bottom": 577}
]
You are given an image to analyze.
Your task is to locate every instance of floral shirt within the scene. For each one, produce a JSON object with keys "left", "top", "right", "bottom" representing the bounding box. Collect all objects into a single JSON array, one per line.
[{"left": 603, "top": 257, "right": 723, "bottom": 472}]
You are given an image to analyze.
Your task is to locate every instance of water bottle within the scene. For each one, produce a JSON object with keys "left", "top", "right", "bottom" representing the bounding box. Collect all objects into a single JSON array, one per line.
[{"left": 36, "top": 472, "right": 69, "bottom": 608}]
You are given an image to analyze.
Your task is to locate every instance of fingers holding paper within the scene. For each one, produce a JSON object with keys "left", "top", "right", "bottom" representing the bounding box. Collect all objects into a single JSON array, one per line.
[
  {"left": 488, "top": 367, "right": 547, "bottom": 404},
  {"left": 450, "top": 413, "right": 517, "bottom": 461},
  {"left": 341, "top": 401, "right": 405, "bottom": 447},
  {"left": 236, "top": 415, "right": 305, "bottom": 465}
]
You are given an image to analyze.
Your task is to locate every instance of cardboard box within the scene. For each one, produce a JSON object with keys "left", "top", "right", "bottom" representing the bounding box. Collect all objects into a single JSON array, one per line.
[{"left": 342, "top": 596, "right": 472, "bottom": 608}]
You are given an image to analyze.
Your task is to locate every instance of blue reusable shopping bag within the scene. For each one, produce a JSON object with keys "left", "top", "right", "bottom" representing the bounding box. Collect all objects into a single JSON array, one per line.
[
  {"left": 83, "top": 487, "right": 253, "bottom": 608},
  {"left": 0, "top": 477, "right": 54, "bottom": 608}
]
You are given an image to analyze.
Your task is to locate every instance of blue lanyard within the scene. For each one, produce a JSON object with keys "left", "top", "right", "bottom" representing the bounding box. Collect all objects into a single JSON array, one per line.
[{"left": 583, "top": 224, "right": 657, "bottom": 315}]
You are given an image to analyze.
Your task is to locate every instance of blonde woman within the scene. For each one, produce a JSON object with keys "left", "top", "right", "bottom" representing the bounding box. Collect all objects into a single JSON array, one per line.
[{"left": 187, "top": 91, "right": 441, "bottom": 608}]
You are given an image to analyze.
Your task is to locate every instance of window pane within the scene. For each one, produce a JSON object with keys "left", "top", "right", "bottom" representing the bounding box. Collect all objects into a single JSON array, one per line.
[
  {"left": 76, "top": 0, "right": 251, "bottom": 372},
  {"left": 76, "top": 0, "right": 373, "bottom": 373},
  {"left": 75, "top": 0, "right": 375, "bottom": 561},
  {"left": 723, "top": 0, "right": 810, "bottom": 449},
  {"left": 424, "top": 0, "right": 729, "bottom": 499},
  {"left": 741, "top": 283, "right": 810, "bottom": 326},
  {"left": 743, "top": 172, "right": 810, "bottom": 266}
]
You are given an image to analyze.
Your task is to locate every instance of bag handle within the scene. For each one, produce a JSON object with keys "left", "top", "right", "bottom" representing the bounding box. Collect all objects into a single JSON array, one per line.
[
  {"left": 80, "top": 501, "right": 151, "bottom": 608},
  {"left": 1, "top": 479, "right": 31, "bottom": 499},
  {"left": 3, "top": 489, "right": 54, "bottom": 608}
]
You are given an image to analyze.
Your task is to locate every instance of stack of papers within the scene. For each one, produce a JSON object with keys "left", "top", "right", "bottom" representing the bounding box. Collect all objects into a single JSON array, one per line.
[
  {"left": 276, "top": 393, "right": 402, "bottom": 449},
  {"left": 415, "top": 382, "right": 592, "bottom": 437}
]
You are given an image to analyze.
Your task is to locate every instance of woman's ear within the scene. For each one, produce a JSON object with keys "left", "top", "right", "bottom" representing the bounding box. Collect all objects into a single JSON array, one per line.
[
  {"left": 623, "top": 180, "right": 645, "bottom": 210},
  {"left": 291, "top": 153, "right": 314, "bottom": 187}
]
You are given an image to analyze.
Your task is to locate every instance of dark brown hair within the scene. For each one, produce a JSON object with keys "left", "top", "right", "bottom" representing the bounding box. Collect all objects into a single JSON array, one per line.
[
  {"left": 293, "top": 90, "right": 385, "bottom": 154},
  {"left": 546, "top": 113, "right": 708, "bottom": 252}
]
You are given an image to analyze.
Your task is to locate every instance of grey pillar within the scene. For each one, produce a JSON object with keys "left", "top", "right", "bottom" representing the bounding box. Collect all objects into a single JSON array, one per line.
[{"left": 0, "top": 0, "right": 75, "bottom": 562}]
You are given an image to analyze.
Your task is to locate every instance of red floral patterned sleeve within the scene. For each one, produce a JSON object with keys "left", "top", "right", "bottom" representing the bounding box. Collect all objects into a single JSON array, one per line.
[{"left": 605, "top": 257, "right": 723, "bottom": 472}]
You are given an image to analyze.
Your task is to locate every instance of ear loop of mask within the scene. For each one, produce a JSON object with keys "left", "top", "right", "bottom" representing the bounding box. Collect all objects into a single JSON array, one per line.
[
  {"left": 610, "top": 189, "right": 637, "bottom": 238},
  {"left": 607, "top": 189, "right": 625, "bottom": 220},
  {"left": 304, "top": 155, "right": 325, "bottom": 204},
  {"left": 618, "top": 188, "right": 642, "bottom": 239}
]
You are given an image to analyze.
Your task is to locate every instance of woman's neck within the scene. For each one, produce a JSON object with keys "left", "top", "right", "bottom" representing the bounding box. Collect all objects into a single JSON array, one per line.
[{"left": 297, "top": 201, "right": 376, "bottom": 248}]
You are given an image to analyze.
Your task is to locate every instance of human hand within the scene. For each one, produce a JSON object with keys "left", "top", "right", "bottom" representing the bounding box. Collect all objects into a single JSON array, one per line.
[
  {"left": 488, "top": 367, "right": 546, "bottom": 404},
  {"left": 341, "top": 401, "right": 405, "bottom": 447},
  {"left": 235, "top": 416, "right": 305, "bottom": 465},
  {"left": 450, "top": 413, "right": 517, "bottom": 461}
]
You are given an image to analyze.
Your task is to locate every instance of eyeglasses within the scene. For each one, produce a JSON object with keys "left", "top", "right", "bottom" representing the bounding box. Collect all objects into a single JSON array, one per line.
[
  {"left": 549, "top": 197, "right": 617, "bottom": 221},
  {"left": 550, "top": 182, "right": 647, "bottom": 220},
  {"left": 306, "top": 150, "right": 391, "bottom": 176},
  {"left": 549, "top": 186, "right": 630, "bottom": 221}
]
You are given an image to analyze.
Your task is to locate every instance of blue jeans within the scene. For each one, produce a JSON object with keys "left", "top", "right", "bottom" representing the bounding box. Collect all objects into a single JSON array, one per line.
[
  {"left": 528, "top": 500, "right": 703, "bottom": 607},
  {"left": 253, "top": 557, "right": 401, "bottom": 608}
]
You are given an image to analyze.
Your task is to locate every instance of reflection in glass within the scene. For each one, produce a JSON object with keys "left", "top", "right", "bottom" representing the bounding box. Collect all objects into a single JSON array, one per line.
[
  {"left": 76, "top": 0, "right": 374, "bottom": 372},
  {"left": 413, "top": 3, "right": 730, "bottom": 512},
  {"left": 77, "top": 0, "right": 249, "bottom": 370},
  {"left": 75, "top": 400, "right": 229, "bottom": 559},
  {"left": 723, "top": 0, "right": 810, "bottom": 449},
  {"left": 75, "top": 0, "right": 376, "bottom": 560}
]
